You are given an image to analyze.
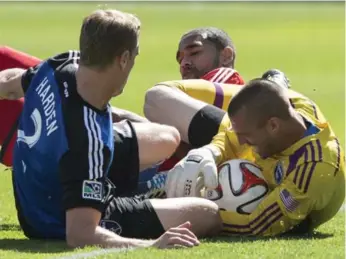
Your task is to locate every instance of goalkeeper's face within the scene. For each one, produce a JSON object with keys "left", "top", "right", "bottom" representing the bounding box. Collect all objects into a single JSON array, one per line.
[
  {"left": 231, "top": 108, "right": 281, "bottom": 158},
  {"left": 176, "top": 35, "right": 221, "bottom": 79}
]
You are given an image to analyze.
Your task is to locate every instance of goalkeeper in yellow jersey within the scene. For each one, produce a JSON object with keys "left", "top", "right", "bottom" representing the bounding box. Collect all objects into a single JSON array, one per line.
[{"left": 165, "top": 78, "right": 345, "bottom": 236}]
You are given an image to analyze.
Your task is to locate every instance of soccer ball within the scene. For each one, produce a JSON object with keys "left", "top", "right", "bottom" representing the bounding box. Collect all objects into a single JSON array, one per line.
[{"left": 203, "top": 159, "right": 269, "bottom": 214}]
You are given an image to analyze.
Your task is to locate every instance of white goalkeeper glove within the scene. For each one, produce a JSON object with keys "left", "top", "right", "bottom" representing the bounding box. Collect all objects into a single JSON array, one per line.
[{"left": 165, "top": 147, "right": 219, "bottom": 198}]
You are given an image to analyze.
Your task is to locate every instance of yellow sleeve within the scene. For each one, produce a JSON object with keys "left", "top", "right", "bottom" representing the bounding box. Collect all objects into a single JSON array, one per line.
[
  {"left": 208, "top": 115, "right": 237, "bottom": 165},
  {"left": 209, "top": 115, "right": 254, "bottom": 165},
  {"left": 221, "top": 162, "right": 337, "bottom": 236},
  {"left": 156, "top": 79, "right": 218, "bottom": 107}
]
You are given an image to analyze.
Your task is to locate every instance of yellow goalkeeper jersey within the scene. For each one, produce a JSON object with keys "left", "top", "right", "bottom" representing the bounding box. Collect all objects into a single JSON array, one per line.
[
  {"left": 210, "top": 89, "right": 345, "bottom": 236},
  {"left": 157, "top": 79, "right": 242, "bottom": 111},
  {"left": 156, "top": 79, "right": 344, "bottom": 236}
]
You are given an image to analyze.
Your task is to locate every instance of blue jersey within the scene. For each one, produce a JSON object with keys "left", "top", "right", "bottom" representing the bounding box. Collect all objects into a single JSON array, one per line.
[{"left": 13, "top": 51, "right": 114, "bottom": 239}]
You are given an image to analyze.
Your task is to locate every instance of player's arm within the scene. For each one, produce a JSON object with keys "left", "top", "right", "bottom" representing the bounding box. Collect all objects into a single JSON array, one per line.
[
  {"left": 221, "top": 162, "right": 337, "bottom": 236},
  {"left": 61, "top": 109, "right": 197, "bottom": 249},
  {"left": 0, "top": 68, "right": 26, "bottom": 99},
  {"left": 111, "top": 106, "right": 148, "bottom": 123},
  {"left": 60, "top": 109, "right": 154, "bottom": 248},
  {"left": 0, "top": 61, "right": 42, "bottom": 100}
]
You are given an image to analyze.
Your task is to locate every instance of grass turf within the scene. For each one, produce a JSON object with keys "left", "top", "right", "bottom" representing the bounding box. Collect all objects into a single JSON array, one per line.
[{"left": 0, "top": 2, "right": 344, "bottom": 259}]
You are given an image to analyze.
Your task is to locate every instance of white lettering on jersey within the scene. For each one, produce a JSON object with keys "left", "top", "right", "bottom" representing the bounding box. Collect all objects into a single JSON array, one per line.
[{"left": 35, "top": 77, "right": 58, "bottom": 136}]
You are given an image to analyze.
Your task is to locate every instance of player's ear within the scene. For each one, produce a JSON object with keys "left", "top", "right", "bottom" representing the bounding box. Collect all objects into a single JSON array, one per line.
[
  {"left": 220, "top": 47, "right": 234, "bottom": 68},
  {"left": 119, "top": 50, "right": 130, "bottom": 71},
  {"left": 266, "top": 117, "right": 280, "bottom": 135}
]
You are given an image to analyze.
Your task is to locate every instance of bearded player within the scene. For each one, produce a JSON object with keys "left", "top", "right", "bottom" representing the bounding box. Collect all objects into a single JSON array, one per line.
[
  {"left": 164, "top": 77, "right": 345, "bottom": 236},
  {"left": 134, "top": 27, "right": 246, "bottom": 189},
  {"left": 145, "top": 27, "right": 244, "bottom": 149},
  {"left": 141, "top": 27, "right": 289, "bottom": 189}
]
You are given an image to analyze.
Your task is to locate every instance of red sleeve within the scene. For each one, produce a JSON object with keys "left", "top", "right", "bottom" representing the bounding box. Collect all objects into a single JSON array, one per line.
[
  {"left": 225, "top": 72, "right": 245, "bottom": 85},
  {"left": 0, "top": 46, "right": 41, "bottom": 71},
  {"left": 0, "top": 46, "right": 40, "bottom": 166}
]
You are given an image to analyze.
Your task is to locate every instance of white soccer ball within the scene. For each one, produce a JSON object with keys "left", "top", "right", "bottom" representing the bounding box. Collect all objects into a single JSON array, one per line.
[{"left": 203, "top": 159, "right": 269, "bottom": 214}]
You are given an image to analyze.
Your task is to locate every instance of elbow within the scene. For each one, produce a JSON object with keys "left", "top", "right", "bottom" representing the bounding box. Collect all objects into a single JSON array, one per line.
[
  {"left": 66, "top": 232, "right": 81, "bottom": 248},
  {"left": 66, "top": 229, "right": 85, "bottom": 248},
  {"left": 66, "top": 226, "right": 94, "bottom": 249},
  {"left": 143, "top": 85, "right": 168, "bottom": 122}
]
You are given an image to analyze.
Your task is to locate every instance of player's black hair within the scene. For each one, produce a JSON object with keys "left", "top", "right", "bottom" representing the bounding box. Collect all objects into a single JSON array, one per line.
[
  {"left": 228, "top": 78, "right": 291, "bottom": 125},
  {"left": 181, "top": 27, "right": 236, "bottom": 67}
]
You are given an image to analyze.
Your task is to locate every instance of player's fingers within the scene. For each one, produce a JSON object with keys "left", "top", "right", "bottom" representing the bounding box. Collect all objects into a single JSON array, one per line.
[
  {"left": 202, "top": 162, "right": 219, "bottom": 189},
  {"left": 168, "top": 231, "right": 199, "bottom": 245},
  {"left": 169, "top": 225, "right": 198, "bottom": 240},
  {"left": 168, "top": 236, "right": 198, "bottom": 247},
  {"left": 176, "top": 221, "right": 192, "bottom": 229}
]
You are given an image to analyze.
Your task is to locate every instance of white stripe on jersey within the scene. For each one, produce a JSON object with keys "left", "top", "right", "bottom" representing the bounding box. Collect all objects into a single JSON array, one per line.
[
  {"left": 212, "top": 68, "right": 227, "bottom": 82},
  {"left": 214, "top": 68, "right": 235, "bottom": 83},
  {"left": 219, "top": 69, "right": 235, "bottom": 83},
  {"left": 83, "top": 107, "right": 104, "bottom": 179},
  {"left": 83, "top": 107, "right": 94, "bottom": 179},
  {"left": 72, "top": 50, "right": 79, "bottom": 68},
  {"left": 93, "top": 111, "right": 104, "bottom": 178},
  {"left": 88, "top": 110, "right": 100, "bottom": 179},
  {"left": 210, "top": 67, "right": 225, "bottom": 82}
]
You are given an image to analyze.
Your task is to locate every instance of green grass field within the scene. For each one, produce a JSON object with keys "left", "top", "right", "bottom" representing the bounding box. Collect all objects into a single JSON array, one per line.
[{"left": 0, "top": 2, "right": 345, "bottom": 259}]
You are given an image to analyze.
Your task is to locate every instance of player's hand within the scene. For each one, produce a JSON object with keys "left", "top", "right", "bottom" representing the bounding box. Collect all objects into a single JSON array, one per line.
[
  {"left": 165, "top": 147, "right": 218, "bottom": 198},
  {"left": 152, "top": 221, "right": 200, "bottom": 249}
]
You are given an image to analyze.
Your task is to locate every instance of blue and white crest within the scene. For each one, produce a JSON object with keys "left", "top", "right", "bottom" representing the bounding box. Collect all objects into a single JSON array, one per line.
[
  {"left": 274, "top": 161, "right": 284, "bottom": 184},
  {"left": 99, "top": 220, "right": 122, "bottom": 235}
]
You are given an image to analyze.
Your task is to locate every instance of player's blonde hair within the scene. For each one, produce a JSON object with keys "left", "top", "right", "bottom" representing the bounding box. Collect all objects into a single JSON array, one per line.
[{"left": 79, "top": 9, "right": 141, "bottom": 69}]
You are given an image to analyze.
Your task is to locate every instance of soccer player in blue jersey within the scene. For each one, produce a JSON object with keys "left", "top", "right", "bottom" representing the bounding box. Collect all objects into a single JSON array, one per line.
[{"left": 0, "top": 9, "right": 221, "bottom": 249}]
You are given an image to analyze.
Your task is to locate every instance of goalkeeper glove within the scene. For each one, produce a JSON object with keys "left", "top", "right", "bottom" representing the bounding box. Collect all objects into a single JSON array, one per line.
[{"left": 165, "top": 147, "right": 219, "bottom": 198}]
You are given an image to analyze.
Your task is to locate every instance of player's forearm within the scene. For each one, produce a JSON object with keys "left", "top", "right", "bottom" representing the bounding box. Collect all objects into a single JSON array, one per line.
[
  {"left": 111, "top": 107, "right": 148, "bottom": 123},
  {"left": 0, "top": 68, "right": 25, "bottom": 99},
  {"left": 67, "top": 225, "right": 154, "bottom": 249}
]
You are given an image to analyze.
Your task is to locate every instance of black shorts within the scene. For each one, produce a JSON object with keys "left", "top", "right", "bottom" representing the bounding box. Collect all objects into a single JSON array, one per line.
[
  {"left": 101, "top": 194, "right": 165, "bottom": 239},
  {"left": 107, "top": 120, "right": 140, "bottom": 196},
  {"left": 188, "top": 105, "right": 226, "bottom": 148}
]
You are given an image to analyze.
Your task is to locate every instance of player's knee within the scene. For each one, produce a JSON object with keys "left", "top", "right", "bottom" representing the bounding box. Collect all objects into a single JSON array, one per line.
[
  {"left": 143, "top": 85, "right": 169, "bottom": 121},
  {"left": 153, "top": 124, "right": 181, "bottom": 156},
  {"left": 134, "top": 122, "right": 180, "bottom": 167}
]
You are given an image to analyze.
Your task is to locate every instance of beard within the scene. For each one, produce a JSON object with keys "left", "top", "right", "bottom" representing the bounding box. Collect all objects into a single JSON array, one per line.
[
  {"left": 183, "top": 55, "right": 221, "bottom": 79},
  {"left": 198, "top": 55, "right": 221, "bottom": 78}
]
